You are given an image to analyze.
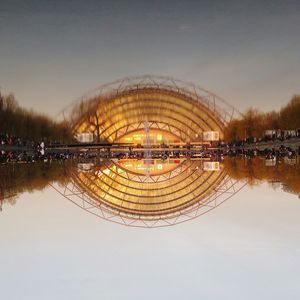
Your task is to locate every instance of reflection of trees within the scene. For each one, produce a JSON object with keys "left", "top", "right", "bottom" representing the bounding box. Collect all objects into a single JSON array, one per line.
[
  {"left": 0, "top": 161, "right": 74, "bottom": 206},
  {"left": 224, "top": 157, "right": 300, "bottom": 195}
]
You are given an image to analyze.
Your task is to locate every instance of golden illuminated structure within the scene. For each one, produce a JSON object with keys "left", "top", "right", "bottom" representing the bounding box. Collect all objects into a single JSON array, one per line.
[
  {"left": 51, "top": 158, "right": 245, "bottom": 227},
  {"left": 53, "top": 76, "right": 244, "bottom": 227},
  {"left": 67, "top": 75, "right": 240, "bottom": 144}
]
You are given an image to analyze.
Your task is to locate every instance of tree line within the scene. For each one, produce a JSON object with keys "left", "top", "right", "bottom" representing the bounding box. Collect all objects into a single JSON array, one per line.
[
  {"left": 0, "top": 92, "right": 74, "bottom": 143},
  {"left": 224, "top": 95, "right": 300, "bottom": 142}
]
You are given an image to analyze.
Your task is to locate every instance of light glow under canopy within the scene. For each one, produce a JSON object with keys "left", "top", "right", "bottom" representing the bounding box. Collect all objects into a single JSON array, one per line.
[
  {"left": 54, "top": 76, "right": 244, "bottom": 227},
  {"left": 69, "top": 76, "right": 240, "bottom": 144}
]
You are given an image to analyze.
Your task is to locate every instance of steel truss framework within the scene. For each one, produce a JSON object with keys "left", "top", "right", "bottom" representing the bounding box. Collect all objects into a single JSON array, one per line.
[
  {"left": 53, "top": 76, "right": 245, "bottom": 227},
  {"left": 62, "top": 75, "right": 241, "bottom": 143},
  {"left": 51, "top": 160, "right": 246, "bottom": 228}
]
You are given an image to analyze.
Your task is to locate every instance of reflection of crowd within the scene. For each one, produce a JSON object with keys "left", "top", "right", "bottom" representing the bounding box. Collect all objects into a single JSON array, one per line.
[
  {"left": 1, "top": 146, "right": 299, "bottom": 164},
  {"left": 1, "top": 131, "right": 300, "bottom": 164},
  {"left": 0, "top": 150, "right": 75, "bottom": 164},
  {"left": 226, "top": 145, "right": 299, "bottom": 158}
]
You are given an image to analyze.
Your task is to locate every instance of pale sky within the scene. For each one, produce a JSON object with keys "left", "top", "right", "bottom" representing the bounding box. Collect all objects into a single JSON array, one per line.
[
  {"left": 1, "top": 184, "right": 300, "bottom": 299},
  {"left": 1, "top": 0, "right": 300, "bottom": 117}
]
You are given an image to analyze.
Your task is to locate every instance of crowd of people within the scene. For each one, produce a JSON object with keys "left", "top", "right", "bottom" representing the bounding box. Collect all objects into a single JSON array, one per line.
[
  {"left": 227, "top": 130, "right": 300, "bottom": 148},
  {"left": 1, "top": 132, "right": 300, "bottom": 165},
  {"left": 226, "top": 145, "right": 299, "bottom": 159},
  {"left": 0, "top": 149, "right": 75, "bottom": 164},
  {"left": 0, "top": 133, "right": 71, "bottom": 163},
  {"left": 0, "top": 133, "right": 33, "bottom": 148}
]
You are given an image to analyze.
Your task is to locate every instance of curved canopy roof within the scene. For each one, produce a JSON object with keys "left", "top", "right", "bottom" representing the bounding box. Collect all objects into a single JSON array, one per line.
[
  {"left": 69, "top": 76, "right": 240, "bottom": 143},
  {"left": 53, "top": 76, "right": 244, "bottom": 227}
]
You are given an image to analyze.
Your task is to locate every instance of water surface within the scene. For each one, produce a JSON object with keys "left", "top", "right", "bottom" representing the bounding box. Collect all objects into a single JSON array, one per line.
[{"left": 1, "top": 157, "right": 300, "bottom": 299}]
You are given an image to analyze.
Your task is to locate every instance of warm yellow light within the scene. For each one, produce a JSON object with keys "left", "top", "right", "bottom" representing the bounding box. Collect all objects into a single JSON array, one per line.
[
  {"left": 133, "top": 134, "right": 142, "bottom": 141},
  {"left": 103, "top": 169, "right": 110, "bottom": 175}
]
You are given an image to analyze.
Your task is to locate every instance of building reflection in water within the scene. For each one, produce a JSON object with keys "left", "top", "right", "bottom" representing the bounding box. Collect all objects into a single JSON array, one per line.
[
  {"left": 51, "top": 158, "right": 244, "bottom": 228},
  {"left": 1, "top": 157, "right": 299, "bottom": 226}
]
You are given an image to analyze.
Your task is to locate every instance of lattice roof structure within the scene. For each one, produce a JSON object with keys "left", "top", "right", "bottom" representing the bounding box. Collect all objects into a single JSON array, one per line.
[
  {"left": 62, "top": 75, "right": 241, "bottom": 143},
  {"left": 53, "top": 76, "right": 244, "bottom": 227}
]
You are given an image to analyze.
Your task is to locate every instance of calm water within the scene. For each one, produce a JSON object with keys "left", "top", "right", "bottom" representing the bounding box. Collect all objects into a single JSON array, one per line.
[{"left": 1, "top": 157, "right": 300, "bottom": 299}]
